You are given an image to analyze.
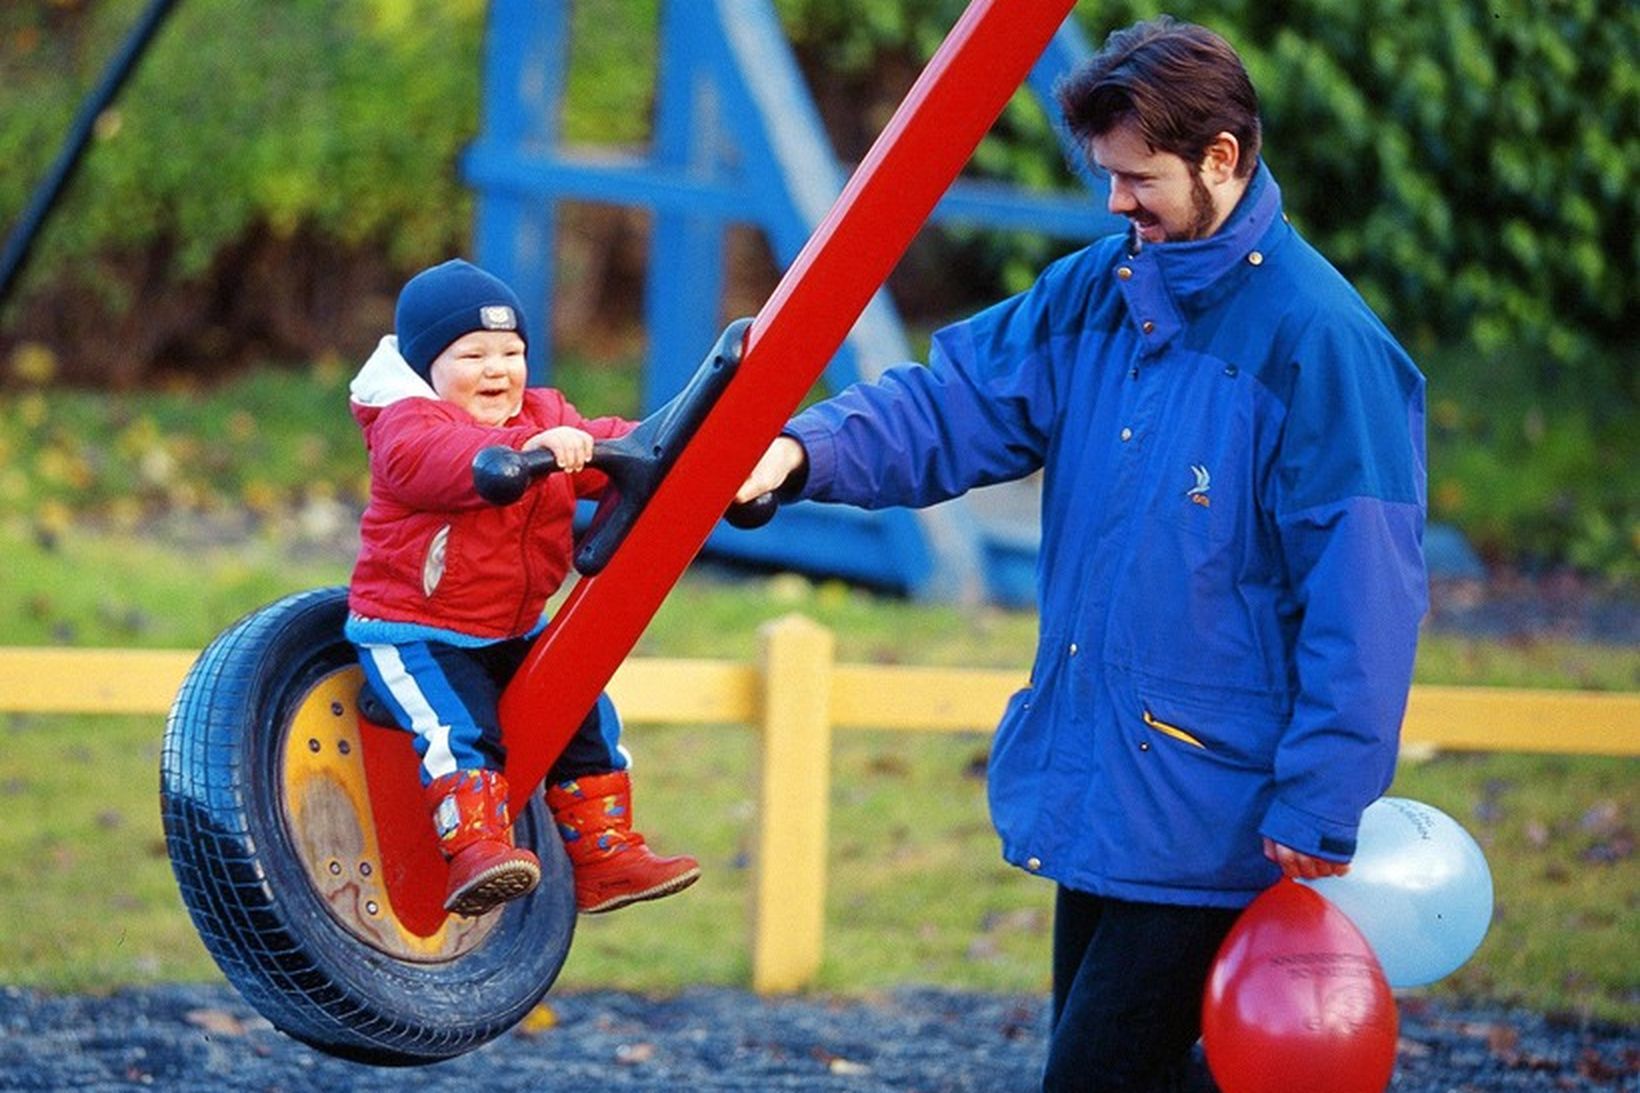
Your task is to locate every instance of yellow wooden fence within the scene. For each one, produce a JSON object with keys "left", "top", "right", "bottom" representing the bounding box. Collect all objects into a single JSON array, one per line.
[{"left": 1, "top": 615, "right": 1636, "bottom": 993}]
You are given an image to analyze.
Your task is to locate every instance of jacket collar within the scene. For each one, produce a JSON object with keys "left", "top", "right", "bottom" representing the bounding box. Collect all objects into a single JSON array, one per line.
[
  {"left": 1147, "top": 160, "right": 1281, "bottom": 297},
  {"left": 1114, "top": 161, "right": 1284, "bottom": 354}
]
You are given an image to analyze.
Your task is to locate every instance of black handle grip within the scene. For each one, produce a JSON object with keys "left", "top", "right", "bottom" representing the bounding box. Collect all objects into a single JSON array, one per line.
[
  {"left": 724, "top": 492, "right": 780, "bottom": 530},
  {"left": 472, "top": 445, "right": 559, "bottom": 505}
]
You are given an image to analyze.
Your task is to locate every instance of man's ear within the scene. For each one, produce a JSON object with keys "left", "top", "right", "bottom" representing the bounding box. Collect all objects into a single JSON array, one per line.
[{"left": 1200, "top": 132, "right": 1241, "bottom": 183}]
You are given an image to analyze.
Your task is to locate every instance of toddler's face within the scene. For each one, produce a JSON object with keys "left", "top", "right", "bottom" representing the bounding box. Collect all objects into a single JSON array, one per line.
[{"left": 429, "top": 330, "right": 527, "bottom": 426}]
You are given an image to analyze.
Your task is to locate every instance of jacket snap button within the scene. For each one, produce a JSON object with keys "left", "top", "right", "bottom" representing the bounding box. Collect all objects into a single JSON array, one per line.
[
  {"left": 1224, "top": 364, "right": 1239, "bottom": 377},
  {"left": 1141, "top": 320, "right": 1156, "bottom": 334},
  {"left": 1116, "top": 266, "right": 1133, "bottom": 280},
  {"left": 1120, "top": 427, "right": 1133, "bottom": 442},
  {"left": 1248, "top": 251, "right": 1264, "bottom": 266},
  {"left": 1139, "top": 741, "right": 1151, "bottom": 751},
  {"left": 1026, "top": 857, "right": 1042, "bottom": 871},
  {"left": 1068, "top": 642, "right": 1079, "bottom": 656}
]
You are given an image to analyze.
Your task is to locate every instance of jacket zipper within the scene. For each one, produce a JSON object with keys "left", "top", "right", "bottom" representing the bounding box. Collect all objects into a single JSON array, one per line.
[{"left": 1142, "top": 708, "right": 1206, "bottom": 749}]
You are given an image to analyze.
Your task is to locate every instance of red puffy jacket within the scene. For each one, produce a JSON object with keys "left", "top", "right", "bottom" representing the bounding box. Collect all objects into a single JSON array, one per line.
[{"left": 345, "top": 338, "right": 633, "bottom": 643}]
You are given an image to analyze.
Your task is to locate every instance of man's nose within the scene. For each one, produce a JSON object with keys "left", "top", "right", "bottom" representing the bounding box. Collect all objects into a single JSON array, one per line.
[{"left": 1106, "top": 180, "right": 1136, "bottom": 215}]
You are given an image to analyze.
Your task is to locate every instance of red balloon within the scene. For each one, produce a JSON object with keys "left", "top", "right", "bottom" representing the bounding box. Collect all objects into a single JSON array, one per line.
[{"left": 1202, "top": 880, "right": 1398, "bottom": 1093}]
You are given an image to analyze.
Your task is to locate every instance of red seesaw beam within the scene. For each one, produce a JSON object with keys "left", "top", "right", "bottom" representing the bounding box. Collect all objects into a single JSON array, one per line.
[{"left": 503, "top": 0, "right": 1078, "bottom": 809}]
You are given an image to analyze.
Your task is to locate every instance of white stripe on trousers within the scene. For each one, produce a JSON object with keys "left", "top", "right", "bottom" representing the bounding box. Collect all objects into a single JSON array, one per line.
[{"left": 360, "top": 643, "right": 459, "bottom": 780}]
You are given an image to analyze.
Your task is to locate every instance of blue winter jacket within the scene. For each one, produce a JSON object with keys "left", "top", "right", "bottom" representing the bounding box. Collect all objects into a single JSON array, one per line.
[{"left": 785, "top": 164, "right": 1428, "bottom": 908}]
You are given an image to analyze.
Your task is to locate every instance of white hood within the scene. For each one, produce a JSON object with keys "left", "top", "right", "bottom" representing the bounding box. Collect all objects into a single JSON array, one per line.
[{"left": 349, "top": 335, "right": 438, "bottom": 408}]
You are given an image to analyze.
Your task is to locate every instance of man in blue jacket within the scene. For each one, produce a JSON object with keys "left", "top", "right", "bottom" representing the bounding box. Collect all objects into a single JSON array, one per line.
[{"left": 738, "top": 16, "right": 1427, "bottom": 1092}]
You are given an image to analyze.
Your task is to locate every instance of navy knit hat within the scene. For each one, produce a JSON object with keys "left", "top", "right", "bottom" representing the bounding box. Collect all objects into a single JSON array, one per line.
[{"left": 394, "top": 259, "right": 528, "bottom": 380}]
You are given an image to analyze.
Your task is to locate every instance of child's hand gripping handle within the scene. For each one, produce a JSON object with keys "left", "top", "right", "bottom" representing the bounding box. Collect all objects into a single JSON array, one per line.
[{"left": 472, "top": 445, "right": 559, "bottom": 506}]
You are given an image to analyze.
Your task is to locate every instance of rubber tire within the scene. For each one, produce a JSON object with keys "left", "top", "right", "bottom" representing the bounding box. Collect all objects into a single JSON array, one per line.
[{"left": 161, "top": 587, "right": 576, "bottom": 1065}]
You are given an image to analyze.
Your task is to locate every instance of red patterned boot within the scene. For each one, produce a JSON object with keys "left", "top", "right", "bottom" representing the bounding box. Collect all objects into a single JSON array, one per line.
[
  {"left": 424, "top": 769, "right": 542, "bottom": 917},
  {"left": 545, "top": 771, "right": 701, "bottom": 914}
]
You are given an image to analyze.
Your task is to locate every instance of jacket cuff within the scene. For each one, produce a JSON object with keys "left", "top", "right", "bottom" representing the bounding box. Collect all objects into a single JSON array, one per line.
[
  {"left": 782, "top": 419, "right": 833, "bottom": 501},
  {"left": 1260, "top": 796, "right": 1360, "bottom": 863}
]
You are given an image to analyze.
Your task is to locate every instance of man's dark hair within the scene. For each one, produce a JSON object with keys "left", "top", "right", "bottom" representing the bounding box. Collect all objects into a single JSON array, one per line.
[{"left": 1058, "top": 17, "right": 1261, "bottom": 178}]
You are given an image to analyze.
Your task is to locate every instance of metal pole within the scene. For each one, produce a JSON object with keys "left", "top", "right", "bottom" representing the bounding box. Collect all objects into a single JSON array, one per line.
[{"left": 0, "top": 0, "right": 182, "bottom": 307}]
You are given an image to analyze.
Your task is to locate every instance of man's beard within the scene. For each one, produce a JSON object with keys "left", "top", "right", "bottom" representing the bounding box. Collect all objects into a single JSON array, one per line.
[
  {"left": 1180, "top": 170, "right": 1218, "bottom": 241},
  {"left": 1129, "top": 171, "right": 1219, "bottom": 247}
]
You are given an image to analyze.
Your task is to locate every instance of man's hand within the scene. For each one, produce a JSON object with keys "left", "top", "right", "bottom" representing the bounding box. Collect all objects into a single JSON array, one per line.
[
  {"left": 735, "top": 436, "right": 806, "bottom": 503},
  {"left": 523, "top": 426, "right": 595, "bottom": 473},
  {"left": 1263, "top": 837, "right": 1350, "bottom": 880}
]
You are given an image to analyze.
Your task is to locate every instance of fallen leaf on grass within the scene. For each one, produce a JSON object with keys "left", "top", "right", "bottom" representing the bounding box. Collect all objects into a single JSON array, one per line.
[
  {"left": 1580, "top": 801, "right": 1622, "bottom": 836},
  {"left": 979, "top": 907, "right": 1048, "bottom": 935},
  {"left": 866, "top": 753, "right": 910, "bottom": 777},
  {"left": 1581, "top": 829, "right": 1634, "bottom": 865},
  {"left": 966, "top": 937, "right": 1001, "bottom": 962}
]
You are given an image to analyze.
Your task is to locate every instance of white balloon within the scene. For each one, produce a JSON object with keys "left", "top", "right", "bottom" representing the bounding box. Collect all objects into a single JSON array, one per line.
[{"left": 1302, "top": 796, "right": 1494, "bottom": 988}]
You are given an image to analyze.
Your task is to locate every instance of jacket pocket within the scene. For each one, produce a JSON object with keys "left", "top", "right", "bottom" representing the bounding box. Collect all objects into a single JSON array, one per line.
[
  {"left": 1134, "top": 680, "right": 1288, "bottom": 771},
  {"left": 1142, "top": 708, "right": 1207, "bottom": 750},
  {"left": 1103, "top": 687, "right": 1280, "bottom": 892}
]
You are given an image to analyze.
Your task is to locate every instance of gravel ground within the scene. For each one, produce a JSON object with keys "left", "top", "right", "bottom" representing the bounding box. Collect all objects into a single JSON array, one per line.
[{"left": 0, "top": 984, "right": 1634, "bottom": 1092}]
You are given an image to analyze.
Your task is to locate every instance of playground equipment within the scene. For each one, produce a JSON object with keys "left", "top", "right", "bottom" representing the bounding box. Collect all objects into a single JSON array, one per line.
[
  {"left": 162, "top": 0, "right": 1083, "bottom": 1063},
  {"left": 465, "top": 0, "right": 1122, "bottom": 604}
]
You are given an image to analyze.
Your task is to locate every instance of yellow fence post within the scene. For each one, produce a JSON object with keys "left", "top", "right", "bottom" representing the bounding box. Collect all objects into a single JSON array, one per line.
[{"left": 750, "top": 614, "right": 835, "bottom": 994}]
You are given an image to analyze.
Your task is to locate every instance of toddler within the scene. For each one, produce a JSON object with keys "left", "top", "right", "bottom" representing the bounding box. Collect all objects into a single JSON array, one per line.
[{"left": 346, "top": 259, "right": 700, "bottom": 917}]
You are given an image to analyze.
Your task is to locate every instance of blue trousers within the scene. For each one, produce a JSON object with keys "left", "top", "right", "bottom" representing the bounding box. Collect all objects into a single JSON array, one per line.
[
  {"left": 354, "top": 634, "right": 628, "bottom": 786},
  {"left": 1043, "top": 887, "right": 1240, "bottom": 1093}
]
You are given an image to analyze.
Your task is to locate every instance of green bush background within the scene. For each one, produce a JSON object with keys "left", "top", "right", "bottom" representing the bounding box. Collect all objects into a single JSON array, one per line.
[{"left": 1, "top": 0, "right": 1635, "bottom": 573}]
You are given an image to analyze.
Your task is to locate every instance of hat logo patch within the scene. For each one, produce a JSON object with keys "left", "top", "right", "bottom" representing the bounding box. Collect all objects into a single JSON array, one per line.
[{"left": 479, "top": 305, "right": 517, "bottom": 331}]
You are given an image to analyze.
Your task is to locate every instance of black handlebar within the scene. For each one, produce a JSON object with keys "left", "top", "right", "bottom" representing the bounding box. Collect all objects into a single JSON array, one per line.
[
  {"left": 471, "top": 446, "right": 560, "bottom": 506},
  {"left": 722, "top": 490, "right": 780, "bottom": 530},
  {"left": 472, "top": 441, "right": 780, "bottom": 528}
]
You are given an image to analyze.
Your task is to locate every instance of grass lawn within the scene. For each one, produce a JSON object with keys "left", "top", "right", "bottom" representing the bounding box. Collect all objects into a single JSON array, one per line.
[{"left": 0, "top": 514, "right": 1634, "bottom": 1024}]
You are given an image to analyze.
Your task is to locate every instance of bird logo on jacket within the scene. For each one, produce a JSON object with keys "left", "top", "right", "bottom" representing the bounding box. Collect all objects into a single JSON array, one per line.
[{"left": 1187, "top": 464, "right": 1212, "bottom": 508}]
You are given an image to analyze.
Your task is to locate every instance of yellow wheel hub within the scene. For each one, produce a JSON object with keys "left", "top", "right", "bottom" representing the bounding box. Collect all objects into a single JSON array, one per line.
[{"left": 279, "top": 666, "right": 500, "bottom": 962}]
